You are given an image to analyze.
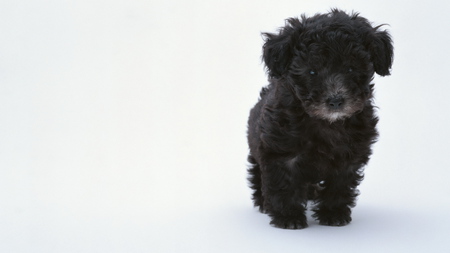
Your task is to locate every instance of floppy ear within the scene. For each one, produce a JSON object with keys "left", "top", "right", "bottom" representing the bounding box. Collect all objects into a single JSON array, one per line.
[
  {"left": 262, "top": 18, "right": 300, "bottom": 78},
  {"left": 368, "top": 28, "right": 393, "bottom": 76}
]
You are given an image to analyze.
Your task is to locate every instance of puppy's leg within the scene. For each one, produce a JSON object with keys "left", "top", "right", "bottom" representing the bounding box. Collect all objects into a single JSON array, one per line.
[
  {"left": 261, "top": 159, "right": 308, "bottom": 229},
  {"left": 247, "top": 155, "right": 265, "bottom": 212},
  {"left": 313, "top": 169, "right": 362, "bottom": 226}
]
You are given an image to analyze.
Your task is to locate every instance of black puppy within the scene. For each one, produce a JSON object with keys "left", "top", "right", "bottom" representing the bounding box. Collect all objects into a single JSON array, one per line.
[{"left": 247, "top": 9, "right": 393, "bottom": 229}]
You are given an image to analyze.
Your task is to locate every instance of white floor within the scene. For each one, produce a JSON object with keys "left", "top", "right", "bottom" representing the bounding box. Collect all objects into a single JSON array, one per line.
[{"left": 1, "top": 1, "right": 450, "bottom": 252}]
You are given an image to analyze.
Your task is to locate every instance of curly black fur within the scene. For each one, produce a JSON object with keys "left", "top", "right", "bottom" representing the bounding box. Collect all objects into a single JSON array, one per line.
[{"left": 247, "top": 9, "right": 393, "bottom": 229}]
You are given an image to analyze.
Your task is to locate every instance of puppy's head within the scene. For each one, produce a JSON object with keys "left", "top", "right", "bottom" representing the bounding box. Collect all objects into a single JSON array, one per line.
[{"left": 262, "top": 9, "right": 393, "bottom": 122}]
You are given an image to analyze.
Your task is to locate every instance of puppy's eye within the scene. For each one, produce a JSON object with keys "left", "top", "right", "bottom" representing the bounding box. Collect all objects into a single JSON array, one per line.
[
  {"left": 309, "top": 70, "right": 317, "bottom": 76},
  {"left": 348, "top": 68, "right": 353, "bottom": 73}
]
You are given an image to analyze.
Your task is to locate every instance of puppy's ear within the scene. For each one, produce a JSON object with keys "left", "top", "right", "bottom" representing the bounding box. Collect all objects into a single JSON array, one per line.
[
  {"left": 368, "top": 28, "right": 393, "bottom": 76},
  {"left": 262, "top": 18, "right": 300, "bottom": 78}
]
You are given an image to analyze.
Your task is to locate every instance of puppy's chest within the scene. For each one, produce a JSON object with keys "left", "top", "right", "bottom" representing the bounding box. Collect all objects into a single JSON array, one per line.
[{"left": 286, "top": 123, "right": 358, "bottom": 158}]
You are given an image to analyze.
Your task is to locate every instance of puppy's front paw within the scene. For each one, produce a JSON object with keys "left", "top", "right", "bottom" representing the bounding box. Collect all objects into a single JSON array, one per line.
[
  {"left": 270, "top": 216, "right": 308, "bottom": 229},
  {"left": 314, "top": 207, "right": 352, "bottom": 226},
  {"left": 318, "top": 215, "right": 351, "bottom": 226}
]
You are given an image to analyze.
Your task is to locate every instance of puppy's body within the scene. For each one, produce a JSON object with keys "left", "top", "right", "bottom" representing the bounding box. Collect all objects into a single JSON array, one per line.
[{"left": 247, "top": 10, "right": 393, "bottom": 229}]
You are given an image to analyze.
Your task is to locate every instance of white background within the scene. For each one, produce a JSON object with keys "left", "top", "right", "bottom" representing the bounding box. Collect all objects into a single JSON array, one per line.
[{"left": 1, "top": 0, "right": 450, "bottom": 252}]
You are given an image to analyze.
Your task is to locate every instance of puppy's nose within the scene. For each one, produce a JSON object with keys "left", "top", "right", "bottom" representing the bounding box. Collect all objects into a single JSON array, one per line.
[{"left": 327, "top": 96, "right": 344, "bottom": 109}]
